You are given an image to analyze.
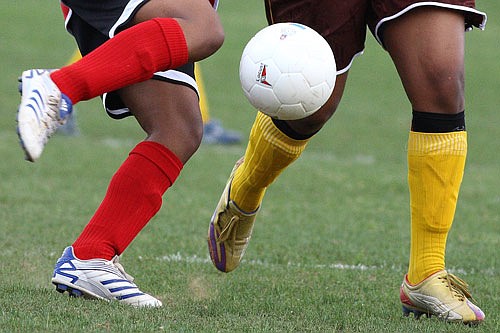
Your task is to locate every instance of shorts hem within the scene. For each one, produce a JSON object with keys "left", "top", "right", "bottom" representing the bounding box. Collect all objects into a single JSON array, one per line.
[{"left": 373, "top": 2, "right": 487, "bottom": 45}]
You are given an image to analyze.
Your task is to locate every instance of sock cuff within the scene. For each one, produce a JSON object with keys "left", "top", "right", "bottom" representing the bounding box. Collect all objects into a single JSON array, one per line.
[
  {"left": 255, "top": 112, "right": 308, "bottom": 156},
  {"left": 152, "top": 18, "right": 189, "bottom": 69},
  {"left": 130, "top": 141, "right": 183, "bottom": 184},
  {"left": 411, "top": 110, "right": 466, "bottom": 133},
  {"left": 271, "top": 117, "right": 318, "bottom": 140},
  {"left": 408, "top": 131, "right": 467, "bottom": 156}
]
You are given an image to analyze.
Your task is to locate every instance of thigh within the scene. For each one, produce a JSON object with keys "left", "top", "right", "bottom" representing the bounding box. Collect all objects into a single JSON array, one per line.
[
  {"left": 131, "top": 0, "right": 223, "bottom": 62},
  {"left": 64, "top": 0, "right": 223, "bottom": 62},
  {"left": 369, "top": 0, "right": 487, "bottom": 44},
  {"left": 383, "top": 6, "right": 466, "bottom": 113},
  {"left": 118, "top": 80, "right": 203, "bottom": 163}
]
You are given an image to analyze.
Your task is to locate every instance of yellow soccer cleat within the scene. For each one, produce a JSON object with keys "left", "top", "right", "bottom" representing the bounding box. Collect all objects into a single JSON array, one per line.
[
  {"left": 400, "top": 270, "right": 485, "bottom": 325},
  {"left": 207, "top": 158, "right": 258, "bottom": 272}
]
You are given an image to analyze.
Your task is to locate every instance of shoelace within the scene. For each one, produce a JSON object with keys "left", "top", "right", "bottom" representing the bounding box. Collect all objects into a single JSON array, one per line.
[
  {"left": 440, "top": 273, "right": 475, "bottom": 302},
  {"left": 41, "top": 95, "right": 63, "bottom": 139},
  {"left": 111, "top": 256, "right": 135, "bottom": 282},
  {"left": 217, "top": 215, "right": 239, "bottom": 243}
]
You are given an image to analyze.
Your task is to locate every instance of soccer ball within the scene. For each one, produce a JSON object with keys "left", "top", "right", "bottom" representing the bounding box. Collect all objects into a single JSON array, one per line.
[{"left": 239, "top": 22, "right": 336, "bottom": 120}]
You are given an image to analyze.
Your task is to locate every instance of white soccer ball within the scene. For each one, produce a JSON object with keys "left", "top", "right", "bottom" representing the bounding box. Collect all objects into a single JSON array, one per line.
[{"left": 239, "top": 22, "right": 336, "bottom": 120}]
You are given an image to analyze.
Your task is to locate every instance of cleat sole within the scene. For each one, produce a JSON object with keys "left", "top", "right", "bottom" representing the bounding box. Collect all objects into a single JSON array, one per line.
[
  {"left": 402, "top": 305, "right": 428, "bottom": 320},
  {"left": 69, "top": 289, "right": 83, "bottom": 297},
  {"left": 53, "top": 282, "right": 85, "bottom": 298}
]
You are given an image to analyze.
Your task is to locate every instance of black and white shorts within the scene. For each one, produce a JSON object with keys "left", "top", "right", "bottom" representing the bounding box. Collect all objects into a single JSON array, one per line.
[{"left": 60, "top": 0, "right": 211, "bottom": 119}]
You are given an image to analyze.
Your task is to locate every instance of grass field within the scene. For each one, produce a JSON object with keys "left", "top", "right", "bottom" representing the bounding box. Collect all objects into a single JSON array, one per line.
[{"left": 1, "top": 1, "right": 498, "bottom": 332}]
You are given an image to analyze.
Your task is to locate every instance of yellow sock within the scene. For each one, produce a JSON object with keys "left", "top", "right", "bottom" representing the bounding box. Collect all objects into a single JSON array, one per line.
[
  {"left": 231, "top": 112, "right": 309, "bottom": 212},
  {"left": 407, "top": 131, "right": 467, "bottom": 284},
  {"left": 68, "top": 49, "right": 81, "bottom": 65},
  {"left": 194, "top": 64, "right": 210, "bottom": 124}
]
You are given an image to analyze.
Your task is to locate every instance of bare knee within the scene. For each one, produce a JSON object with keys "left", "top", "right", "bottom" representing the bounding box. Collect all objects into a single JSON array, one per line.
[
  {"left": 183, "top": 15, "right": 225, "bottom": 61},
  {"left": 286, "top": 73, "right": 347, "bottom": 135},
  {"left": 133, "top": 0, "right": 225, "bottom": 62},
  {"left": 119, "top": 81, "right": 203, "bottom": 164},
  {"left": 286, "top": 105, "right": 336, "bottom": 134},
  {"left": 419, "top": 65, "right": 465, "bottom": 113},
  {"left": 147, "top": 115, "right": 203, "bottom": 164},
  {"left": 395, "top": 52, "right": 465, "bottom": 113}
]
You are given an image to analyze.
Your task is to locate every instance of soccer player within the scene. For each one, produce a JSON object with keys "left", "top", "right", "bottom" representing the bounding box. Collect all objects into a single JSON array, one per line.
[
  {"left": 17, "top": 0, "right": 224, "bottom": 307},
  {"left": 207, "top": 1, "right": 487, "bottom": 324}
]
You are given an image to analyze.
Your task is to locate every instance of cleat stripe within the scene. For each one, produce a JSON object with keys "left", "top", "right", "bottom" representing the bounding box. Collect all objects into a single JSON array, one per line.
[
  {"left": 26, "top": 104, "right": 41, "bottom": 124},
  {"left": 209, "top": 223, "right": 226, "bottom": 271},
  {"left": 101, "top": 278, "right": 131, "bottom": 285},
  {"left": 31, "top": 89, "right": 44, "bottom": 108},
  {"left": 54, "top": 271, "right": 80, "bottom": 284},
  {"left": 117, "top": 292, "right": 146, "bottom": 300},
  {"left": 109, "top": 286, "right": 138, "bottom": 293}
]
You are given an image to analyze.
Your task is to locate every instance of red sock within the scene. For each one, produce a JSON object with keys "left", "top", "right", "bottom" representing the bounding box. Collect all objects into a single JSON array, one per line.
[
  {"left": 50, "top": 18, "right": 188, "bottom": 104},
  {"left": 72, "top": 141, "right": 183, "bottom": 260}
]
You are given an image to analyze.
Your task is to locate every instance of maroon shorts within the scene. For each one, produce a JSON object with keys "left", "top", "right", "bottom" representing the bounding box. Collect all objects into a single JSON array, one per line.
[{"left": 264, "top": 0, "right": 487, "bottom": 73}]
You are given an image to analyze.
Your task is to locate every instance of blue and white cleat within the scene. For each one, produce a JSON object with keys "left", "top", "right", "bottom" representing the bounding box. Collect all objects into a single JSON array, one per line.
[
  {"left": 52, "top": 246, "right": 162, "bottom": 307},
  {"left": 17, "top": 69, "right": 73, "bottom": 162},
  {"left": 202, "top": 119, "right": 242, "bottom": 145}
]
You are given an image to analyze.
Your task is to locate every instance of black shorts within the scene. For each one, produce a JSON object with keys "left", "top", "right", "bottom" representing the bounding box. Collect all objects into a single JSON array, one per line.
[
  {"left": 60, "top": 0, "right": 198, "bottom": 119},
  {"left": 264, "top": 0, "right": 487, "bottom": 74}
]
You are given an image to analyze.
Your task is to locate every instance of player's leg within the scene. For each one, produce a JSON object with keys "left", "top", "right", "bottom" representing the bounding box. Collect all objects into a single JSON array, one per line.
[
  {"left": 53, "top": 79, "right": 200, "bottom": 306},
  {"left": 382, "top": 6, "right": 485, "bottom": 323},
  {"left": 232, "top": 74, "right": 348, "bottom": 212},
  {"left": 72, "top": 80, "right": 199, "bottom": 258},
  {"left": 17, "top": 0, "right": 223, "bottom": 161},
  {"left": 52, "top": 0, "right": 223, "bottom": 105},
  {"left": 208, "top": 73, "right": 348, "bottom": 272},
  {"left": 207, "top": 0, "right": 367, "bottom": 273},
  {"left": 386, "top": 7, "right": 466, "bottom": 282}
]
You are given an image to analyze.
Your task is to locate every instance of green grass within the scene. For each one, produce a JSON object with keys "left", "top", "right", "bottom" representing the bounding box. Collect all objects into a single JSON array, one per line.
[{"left": 1, "top": 1, "right": 499, "bottom": 332}]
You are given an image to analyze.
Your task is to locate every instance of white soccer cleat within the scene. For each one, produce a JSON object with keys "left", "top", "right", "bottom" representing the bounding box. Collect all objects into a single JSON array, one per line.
[
  {"left": 17, "top": 69, "right": 73, "bottom": 162},
  {"left": 52, "top": 246, "right": 162, "bottom": 307}
]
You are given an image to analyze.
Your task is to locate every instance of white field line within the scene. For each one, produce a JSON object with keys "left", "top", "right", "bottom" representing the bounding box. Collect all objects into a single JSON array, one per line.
[{"left": 153, "top": 252, "right": 497, "bottom": 276}]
